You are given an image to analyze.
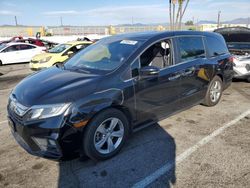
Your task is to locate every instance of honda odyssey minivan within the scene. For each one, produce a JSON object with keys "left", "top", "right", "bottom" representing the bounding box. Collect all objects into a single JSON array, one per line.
[{"left": 7, "top": 31, "right": 234, "bottom": 161}]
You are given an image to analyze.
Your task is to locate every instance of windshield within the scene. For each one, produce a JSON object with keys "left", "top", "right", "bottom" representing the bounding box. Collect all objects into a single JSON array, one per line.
[
  {"left": 0, "top": 44, "right": 7, "bottom": 51},
  {"left": 48, "top": 44, "right": 71, "bottom": 53},
  {"left": 227, "top": 43, "right": 250, "bottom": 50},
  {"left": 64, "top": 38, "right": 145, "bottom": 72}
]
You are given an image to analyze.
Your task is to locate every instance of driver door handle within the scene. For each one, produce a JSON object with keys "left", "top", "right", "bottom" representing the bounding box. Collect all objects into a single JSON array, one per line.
[{"left": 169, "top": 73, "right": 181, "bottom": 81}]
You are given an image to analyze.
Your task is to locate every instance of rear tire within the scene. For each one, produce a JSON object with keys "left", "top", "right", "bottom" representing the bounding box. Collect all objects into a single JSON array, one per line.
[
  {"left": 83, "top": 108, "right": 129, "bottom": 161},
  {"left": 0, "top": 60, "right": 2, "bottom": 66},
  {"left": 203, "top": 76, "right": 223, "bottom": 107}
]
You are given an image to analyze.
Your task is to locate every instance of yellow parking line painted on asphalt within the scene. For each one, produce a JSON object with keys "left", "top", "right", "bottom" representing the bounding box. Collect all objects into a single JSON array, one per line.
[{"left": 133, "top": 109, "right": 250, "bottom": 188}]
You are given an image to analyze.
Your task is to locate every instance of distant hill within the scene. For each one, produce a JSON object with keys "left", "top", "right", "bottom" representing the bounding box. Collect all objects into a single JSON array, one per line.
[
  {"left": 224, "top": 18, "right": 250, "bottom": 24},
  {"left": 198, "top": 17, "right": 250, "bottom": 25},
  {"left": 197, "top": 20, "right": 217, "bottom": 24},
  {"left": 1, "top": 17, "right": 249, "bottom": 27}
]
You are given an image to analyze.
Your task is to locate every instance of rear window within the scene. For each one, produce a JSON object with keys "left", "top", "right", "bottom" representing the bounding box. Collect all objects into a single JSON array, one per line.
[
  {"left": 48, "top": 44, "right": 71, "bottom": 53},
  {"left": 0, "top": 44, "right": 7, "bottom": 51},
  {"left": 177, "top": 36, "right": 205, "bottom": 62},
  {"left": 206, "top": 36, "right": 228, "bottom": 57}
]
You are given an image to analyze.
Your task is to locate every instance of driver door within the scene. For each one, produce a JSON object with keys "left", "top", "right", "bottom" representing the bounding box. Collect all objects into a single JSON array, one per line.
[
  {"left": 1, "top": 45, "right": 21, "bottom": 64},
  {"left": 133, "top": 39, "right": 182, "bottom": 123}
]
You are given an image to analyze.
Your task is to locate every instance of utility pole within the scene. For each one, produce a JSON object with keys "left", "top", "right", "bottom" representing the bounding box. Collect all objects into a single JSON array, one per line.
[
  {"left": 14, "top": 16, "right": 18, "bottom": 26},
  {"left": 217, "top": 11, "right": 221, "bottom": 29},
  {"left": 60, "top": 16, "right": 63, "bottom": 26}
]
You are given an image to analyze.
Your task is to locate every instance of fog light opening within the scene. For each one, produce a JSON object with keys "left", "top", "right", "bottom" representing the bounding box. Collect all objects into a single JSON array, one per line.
[{"left": 32, "top": 137, "right": 58, "bottom": 152}]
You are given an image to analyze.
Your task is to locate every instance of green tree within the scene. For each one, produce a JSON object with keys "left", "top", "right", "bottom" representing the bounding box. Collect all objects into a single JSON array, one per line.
[{"left": 185, "top": 20, "right": 194, "bottom": 25}]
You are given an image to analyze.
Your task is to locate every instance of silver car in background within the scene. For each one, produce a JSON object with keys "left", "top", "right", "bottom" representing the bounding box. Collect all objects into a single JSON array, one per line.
[{"left": 215, "top": 27, "right": 250, "bottom": 82}]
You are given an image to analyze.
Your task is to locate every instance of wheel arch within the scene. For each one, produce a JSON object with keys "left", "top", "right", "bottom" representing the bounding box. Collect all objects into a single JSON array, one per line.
[
  {"left": 82, "top": 103, "right": 134, "bottom": 134},
  {"left": 216, "top": 73, "right": 224, "bottom": 82}
]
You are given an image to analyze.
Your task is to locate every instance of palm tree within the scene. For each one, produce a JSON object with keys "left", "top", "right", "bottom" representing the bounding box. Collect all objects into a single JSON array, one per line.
[
  {"left": 169, "top": 0, "right": 172, "bottom": 30},
  {"left": 169, "top": 0, "right": 190, "bottom": 30},
  {"left": 179, "top": 0, "right": 190, "bottom": 29}
]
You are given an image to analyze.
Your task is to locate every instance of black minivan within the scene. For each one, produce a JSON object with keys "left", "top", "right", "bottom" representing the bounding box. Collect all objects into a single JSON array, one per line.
[{"left": 7, "top": 31, "right": 234, "bottom": 161}]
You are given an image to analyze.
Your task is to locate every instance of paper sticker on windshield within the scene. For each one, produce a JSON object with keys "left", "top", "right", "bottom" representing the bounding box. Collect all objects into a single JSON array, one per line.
[{"left": 120, "top": 40, "right": 138, "bottom": 45}]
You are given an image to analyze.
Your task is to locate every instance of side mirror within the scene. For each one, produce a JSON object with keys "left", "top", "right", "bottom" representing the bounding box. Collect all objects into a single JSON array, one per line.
[
  {"left": 140, "top": 66, "right": 160, "bottom": 78},
  {"left": 67, "top": 51, "right": 74, "bottom": 57}
]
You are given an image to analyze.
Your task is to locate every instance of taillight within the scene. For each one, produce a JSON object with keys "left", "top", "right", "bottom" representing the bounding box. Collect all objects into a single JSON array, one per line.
[
  {"left": 229, "top": 56, "right": 236, "bottom": 66},
  {"left": 229, "top": 56, "right": 234, "bottom": 62}
]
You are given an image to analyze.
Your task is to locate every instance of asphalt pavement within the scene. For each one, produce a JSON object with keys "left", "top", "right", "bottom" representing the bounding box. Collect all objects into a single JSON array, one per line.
[{"left": 0, "top": 64, "right": 249, "bottom": 188}]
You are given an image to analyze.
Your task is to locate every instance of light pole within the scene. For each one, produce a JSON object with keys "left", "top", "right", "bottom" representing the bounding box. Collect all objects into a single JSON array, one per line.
[
  {"left": 14, "top": 16, "right": 18, "bottom": 26},
  {"left": 60, "top": 16, "right": 63, "bottom": 26},
  {"left": 217, "top": 11, "right": 221, "bottom": 29}
]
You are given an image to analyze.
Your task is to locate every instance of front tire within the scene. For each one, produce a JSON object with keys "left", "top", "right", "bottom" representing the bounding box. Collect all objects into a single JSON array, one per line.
[
  {"left": 83, "top": 108, "right": 129, "bottom": 161},
  {"left": 203, "top": 76, "right": 223, "bottom": 107}
]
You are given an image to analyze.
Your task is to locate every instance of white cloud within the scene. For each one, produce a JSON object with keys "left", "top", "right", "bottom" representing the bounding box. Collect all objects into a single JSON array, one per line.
[
  {"left": 83, "top": 4, "right": 169, "bottom": 24},
  {"left": 40, "top": 1, "right": 248, "bottom": 26},
  {"left": 0, "top": 10, "right": 20, "bottom": 15},
  {"left": 2, "top": 1, "right": 16, "bottom": 7},
  {"left": 42, "top": 10, "right": 81, "bottom": 16},
  {"left": 176, "top": 0, "right": 250, "bottom": 22}
]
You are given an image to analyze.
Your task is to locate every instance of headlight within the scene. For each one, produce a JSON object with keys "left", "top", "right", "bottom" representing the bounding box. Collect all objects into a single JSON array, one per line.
[
  {"left": 27, "top": 103, "right": 70, "bottom": 120},
  {"left": 39, "top": 56, "right": 52, "bottom": 63}
]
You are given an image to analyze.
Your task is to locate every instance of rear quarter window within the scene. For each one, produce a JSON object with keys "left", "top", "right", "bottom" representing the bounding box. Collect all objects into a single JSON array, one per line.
[
  {"left": 177, "top": 36, "right": 205, "bottom": 63},
  {"left": 19, "top": 44, "right": 36, "bottom": 50},
  {"left": 206, "top": 36, "right": 229, "bottom": 57}
]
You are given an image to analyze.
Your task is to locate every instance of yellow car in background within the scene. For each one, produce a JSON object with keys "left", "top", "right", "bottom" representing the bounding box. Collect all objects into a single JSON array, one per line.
[{"left": 30, "top": 41, "right": 92, "bottom": 71}]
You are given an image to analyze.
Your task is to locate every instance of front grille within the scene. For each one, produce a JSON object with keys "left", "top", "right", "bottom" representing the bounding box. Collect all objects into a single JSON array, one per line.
[
  {"left": 8, "top": 95, "right": 29, "bottom": 123},
  {"left": 8, "top": 108, "right": 24, "bottom": 123}
]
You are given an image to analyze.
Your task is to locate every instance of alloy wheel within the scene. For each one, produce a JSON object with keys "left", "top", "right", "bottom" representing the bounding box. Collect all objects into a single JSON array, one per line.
[
  {"left": 210, "top": 80, "right": 221, "bottom": 103},
  {"left": 94, "top": 117, "right": 124, "bottom": 154}
]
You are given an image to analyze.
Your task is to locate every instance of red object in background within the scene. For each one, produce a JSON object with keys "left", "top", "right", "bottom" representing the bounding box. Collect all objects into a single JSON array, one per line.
[{"left": 34, "top": 39, "right": 45, "bottom": 46}]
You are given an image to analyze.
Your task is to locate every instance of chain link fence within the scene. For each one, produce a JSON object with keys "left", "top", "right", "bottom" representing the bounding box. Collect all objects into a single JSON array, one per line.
[{"left": 0, "top": 25, "right": 202, "bottom": 37}]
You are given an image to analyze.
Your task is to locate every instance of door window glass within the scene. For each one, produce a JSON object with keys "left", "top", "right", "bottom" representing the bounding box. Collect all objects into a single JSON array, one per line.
[
  {"left": 140, "top": 40, "right": 172, "bottom": 69},
  {"left": 3, "top": 45, "right": 20, "bottom": 52},
  {"left": 19, "top": 44, "right": 35, "bottom": 50},
  {"left": 177, "top": 37, "right": 205, "bottom": 62}
]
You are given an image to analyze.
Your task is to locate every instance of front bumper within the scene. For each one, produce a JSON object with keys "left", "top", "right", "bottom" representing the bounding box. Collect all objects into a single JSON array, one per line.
[
  {"left": 233, "top": 63, "right": 250, "bottom": 79},
  {"left": 233, "top": 72, "right": 250, "bottom": 79},
  {"left": 7, "top": 110, "right": 83, "bottom": 160},
  {"left": 29, "top": 62, "right": 50, "bottom": 71}
]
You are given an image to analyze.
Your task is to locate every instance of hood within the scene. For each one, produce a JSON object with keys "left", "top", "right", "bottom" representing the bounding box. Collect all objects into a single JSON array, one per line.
[
  {"left": 12, "top": 67, "right": 100, "bottom": 106},
  {"left": 32, "top": 52, "right": 58, "bottom": 61}
]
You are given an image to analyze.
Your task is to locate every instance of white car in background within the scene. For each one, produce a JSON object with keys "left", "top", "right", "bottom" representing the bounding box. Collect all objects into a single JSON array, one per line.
[
  {"left": 214, "top": 27, "right": 250, "bottom": 82},
  {"left": 228, "top": 42, "right": 250, "bottom": 82},
  {"left": 0, "top": 42, "right": 46, "bottom": 65}
]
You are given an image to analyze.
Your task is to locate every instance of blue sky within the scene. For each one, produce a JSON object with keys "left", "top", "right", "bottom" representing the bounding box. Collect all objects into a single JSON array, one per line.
[{"left": 0, "top": 0, "right": 249, "bottom": 26}]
